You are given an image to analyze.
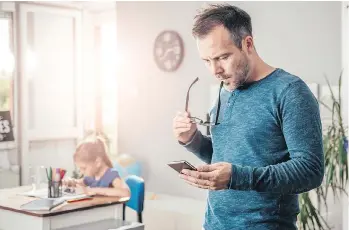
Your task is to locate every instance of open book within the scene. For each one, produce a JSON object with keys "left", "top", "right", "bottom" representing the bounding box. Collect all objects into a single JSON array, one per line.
[
  {"left": 20, "top": 198, "right": 66, "bottom": 211},
  {"left": 18, "top": 187, "right": 92, "bottom": 210},
  {"left": 18, "top": 187, "right": 86, "bottom": 199},
  {"left": 19, "top": 195, "right": 93, "bottom": 212}
]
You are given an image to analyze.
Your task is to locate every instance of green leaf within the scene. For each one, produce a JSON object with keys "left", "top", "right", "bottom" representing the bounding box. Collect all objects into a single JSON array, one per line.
[
  {"left": 326, "top": 162, "right": 334, "bottom": 184},
  {"left": 340, "top": 167, "right": 344, "bottom": 187},
  {"left": 324, "top": 75, "right": 337, "bottom": 105},
  {"left": 338, "top": 70, "right": 342, "bottom": 109},
  {"left": 345, "top": 159, "right": 349, "bottom": 187}
]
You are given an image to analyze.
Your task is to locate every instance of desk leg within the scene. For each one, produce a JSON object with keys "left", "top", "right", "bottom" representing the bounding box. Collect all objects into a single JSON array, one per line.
[
  {"left": 114, "top": 204, "right": 122, "bottom": 219},
  {"left": 42, "top": 217, "right": 51, "bottom": 230}
]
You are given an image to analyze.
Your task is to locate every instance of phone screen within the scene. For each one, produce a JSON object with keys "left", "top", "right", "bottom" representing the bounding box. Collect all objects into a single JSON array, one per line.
[{"left": 167, "top": 160, "right": 197, "bottom": 173}]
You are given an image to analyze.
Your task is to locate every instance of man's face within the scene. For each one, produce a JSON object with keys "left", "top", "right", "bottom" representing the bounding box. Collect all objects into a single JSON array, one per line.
[{"left": 197, "top": 25, "right": 251, "bottom": 91}]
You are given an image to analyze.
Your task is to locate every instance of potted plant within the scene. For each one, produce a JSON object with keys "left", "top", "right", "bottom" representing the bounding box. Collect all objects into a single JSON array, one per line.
[{"left": 298, "top": 72, "right": 348, "bottom": 229}]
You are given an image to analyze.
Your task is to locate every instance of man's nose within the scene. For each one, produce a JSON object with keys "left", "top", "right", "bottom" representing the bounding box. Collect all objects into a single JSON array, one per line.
[{"left": 211, "top": 61, "right": 223, "bottom": 75}]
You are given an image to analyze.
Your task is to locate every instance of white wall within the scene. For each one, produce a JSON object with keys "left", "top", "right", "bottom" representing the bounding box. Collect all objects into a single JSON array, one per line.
[
  {"left": 116, "top": 0, "right": 343, "bottom": 195},
  {"left": 116, "top": 1, "right": 345, "bottom": 228}
]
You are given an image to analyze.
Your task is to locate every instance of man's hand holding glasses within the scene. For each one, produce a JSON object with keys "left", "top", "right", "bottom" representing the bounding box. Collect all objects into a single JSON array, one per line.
[
  {"left": 173, "top": 77, "right": 223, "bottom": 144},
  {"left": 173, "top": 111, "right": 198, "bottom": 144}
]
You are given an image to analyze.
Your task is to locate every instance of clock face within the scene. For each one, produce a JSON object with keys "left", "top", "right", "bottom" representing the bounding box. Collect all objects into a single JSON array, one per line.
[{"left": 153, "top": 30, "right": 184, "bottom": 72}]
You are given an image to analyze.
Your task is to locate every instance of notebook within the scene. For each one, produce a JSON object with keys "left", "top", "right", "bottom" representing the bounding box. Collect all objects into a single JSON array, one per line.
[
  {"left": 20, "top": 198, "right": 65, "bottom": 211},
  {"left": 18, "top": 187, "right": 85, "bottom": 199}
]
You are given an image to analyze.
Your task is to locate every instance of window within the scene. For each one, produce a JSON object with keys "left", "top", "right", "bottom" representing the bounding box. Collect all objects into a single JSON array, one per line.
[
  {"left": 91, "top": 23, "right": 117, "bottom": 155},
  {"left": 100, "top": 24, "right": 117, "bottom": 155},
  {"left": 0, "top": 12, "right": 14, "bottom": 118}
]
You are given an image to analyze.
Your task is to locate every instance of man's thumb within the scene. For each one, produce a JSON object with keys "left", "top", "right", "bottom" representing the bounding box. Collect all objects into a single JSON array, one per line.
[{"left": 197, "top": 164, "right": 212, "bottom": 172}]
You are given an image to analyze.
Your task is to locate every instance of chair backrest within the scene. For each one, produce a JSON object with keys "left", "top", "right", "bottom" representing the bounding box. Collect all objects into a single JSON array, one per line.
[{"left": 125, "top": 175, "right": 145, "bottom": 213}]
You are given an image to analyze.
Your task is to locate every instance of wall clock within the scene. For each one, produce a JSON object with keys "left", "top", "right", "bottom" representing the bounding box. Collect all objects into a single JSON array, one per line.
[{"left": 153, "top": 30, "right": 184, "bottom": 72}]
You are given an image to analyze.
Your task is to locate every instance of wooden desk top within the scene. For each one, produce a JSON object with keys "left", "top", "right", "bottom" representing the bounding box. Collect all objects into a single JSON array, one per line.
[{"left": 0, "top": 186, "right": 129, "bottom": 217}]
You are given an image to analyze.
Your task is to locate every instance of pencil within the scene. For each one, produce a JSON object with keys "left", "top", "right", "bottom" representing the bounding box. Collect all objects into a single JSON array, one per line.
[
  {"left": 49, "top": 167, "right": 52, "bottom": 181},
  {"left": 45, "top": 168, "right": 49, "bottom": 181}
]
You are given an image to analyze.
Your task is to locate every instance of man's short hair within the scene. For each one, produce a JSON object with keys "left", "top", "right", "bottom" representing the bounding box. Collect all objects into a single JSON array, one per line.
[{"left": 192, "top": 4, "right": 252, "bottom": 49}]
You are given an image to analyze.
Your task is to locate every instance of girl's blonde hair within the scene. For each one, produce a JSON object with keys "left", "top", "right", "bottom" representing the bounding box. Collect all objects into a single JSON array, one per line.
[{"left": 74, "top": 134, "right": 113, "bottom": 168}]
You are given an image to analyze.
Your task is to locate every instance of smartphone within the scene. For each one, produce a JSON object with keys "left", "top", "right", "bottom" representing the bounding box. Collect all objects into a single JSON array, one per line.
[{"left": 167, "top": 160, "right": 197, "bottom": 173}]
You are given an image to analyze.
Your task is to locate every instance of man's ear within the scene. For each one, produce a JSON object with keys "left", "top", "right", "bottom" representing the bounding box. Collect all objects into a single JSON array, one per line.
[{"left": 242, "top": 36, "right": 254, "bottom": 54}]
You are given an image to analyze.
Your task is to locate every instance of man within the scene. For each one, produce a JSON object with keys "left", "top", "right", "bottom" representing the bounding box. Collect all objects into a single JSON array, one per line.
[{"left": 173, "top": 4, "right": 324, "bottom": 230}]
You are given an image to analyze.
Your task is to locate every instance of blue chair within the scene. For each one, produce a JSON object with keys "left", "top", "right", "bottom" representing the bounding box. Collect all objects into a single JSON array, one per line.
[{"left": 123, "top": 175, "right": 145, "bottom": 223}]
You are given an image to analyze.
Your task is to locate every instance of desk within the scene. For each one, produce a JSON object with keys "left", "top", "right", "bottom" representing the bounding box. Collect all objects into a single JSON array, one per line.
[{"left": 0, "top": 186, "right": 129, "bottom": 230}]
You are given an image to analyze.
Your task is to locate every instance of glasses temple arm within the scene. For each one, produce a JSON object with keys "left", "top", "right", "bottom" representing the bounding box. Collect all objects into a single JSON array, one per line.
[
  {"left": 214, "top": 81, "right": 224, "bottom": 125},
  {"left": 185, "top": 77, "right": 199, "bottom": 112}
]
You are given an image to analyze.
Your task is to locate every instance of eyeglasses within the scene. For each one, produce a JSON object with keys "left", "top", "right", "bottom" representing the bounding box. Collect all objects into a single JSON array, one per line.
[{"left": 185, "top": 77, "right": 223, "bottom": 126}]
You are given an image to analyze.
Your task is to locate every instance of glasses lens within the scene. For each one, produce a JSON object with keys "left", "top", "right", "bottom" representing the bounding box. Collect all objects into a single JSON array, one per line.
[
  {"left": 189, "top": 117, "right": 202, "bottom": 124},
  {"left": 189, "top": 118, "right": 220, "bottom": 127}
]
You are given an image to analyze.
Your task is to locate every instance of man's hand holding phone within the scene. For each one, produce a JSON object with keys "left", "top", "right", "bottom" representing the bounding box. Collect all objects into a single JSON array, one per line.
[{"left": 179, "top": 162, "right": 232, "bottom": 191}]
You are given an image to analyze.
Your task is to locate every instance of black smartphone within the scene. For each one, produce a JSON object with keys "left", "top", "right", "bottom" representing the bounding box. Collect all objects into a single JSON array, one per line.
[{"left": 167, "top": 160, "right": 197, "bottom": 173}]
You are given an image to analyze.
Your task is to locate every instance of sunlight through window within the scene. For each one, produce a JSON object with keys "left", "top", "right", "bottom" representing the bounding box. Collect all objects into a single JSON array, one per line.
[
  {"left": 0, "top": 13, "right": 14, "bottom": 113},
  {"left": 101, "top": 24, "right": 117, "bottom": 155}
]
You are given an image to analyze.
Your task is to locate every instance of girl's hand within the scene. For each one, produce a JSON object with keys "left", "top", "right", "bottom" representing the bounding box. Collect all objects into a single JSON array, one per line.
[
  {"left": 62, "top": 178, "right": 77, "bottom": 187},
  {"left": 78, "top": 184, "right": 97, "bottom": 196},
  {"left": 63, "top": 178, "right": 85, "bottom": 188}
]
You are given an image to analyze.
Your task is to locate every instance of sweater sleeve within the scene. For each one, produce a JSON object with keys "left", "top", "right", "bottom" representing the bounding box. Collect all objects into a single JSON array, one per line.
[
  {"left": 228, "top": 80, "right": 324, "bottom": 194},
  {"left": 179, "top": 130, "right": 213, "bottom": 164}
]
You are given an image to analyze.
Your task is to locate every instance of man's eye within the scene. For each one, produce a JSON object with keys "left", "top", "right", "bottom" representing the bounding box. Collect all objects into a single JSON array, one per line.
[{"left": 220, "top": 56, "right": 228, "bottom": 60}]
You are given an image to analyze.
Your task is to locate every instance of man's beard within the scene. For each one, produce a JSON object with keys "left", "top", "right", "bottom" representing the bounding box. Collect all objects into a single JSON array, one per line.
[
  {"left": 219, "top": 56, "right": 250, "bottom": 88},
  {"left": 234, "top": 59, "right": 250, "bottom": 87}
]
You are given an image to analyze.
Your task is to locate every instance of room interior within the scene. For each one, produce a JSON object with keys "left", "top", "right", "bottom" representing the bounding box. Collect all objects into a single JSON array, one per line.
[{"left": 0, "top": 1, "right": 348, "bottom": 230}]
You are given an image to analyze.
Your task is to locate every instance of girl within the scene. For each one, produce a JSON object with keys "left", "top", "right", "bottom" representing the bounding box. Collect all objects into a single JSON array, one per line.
[{"left": 64, "top": 135, "right": 130, "bottom": 197}]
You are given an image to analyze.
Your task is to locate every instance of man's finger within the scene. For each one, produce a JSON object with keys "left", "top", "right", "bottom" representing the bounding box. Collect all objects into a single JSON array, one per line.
[
  {"left": 184, "top": 180, "right": 210, "bottom": 190},
  {"left": 197, "top": 164, "right": 215, "bottom": 172},
  {"left": 174, "top": 127, "right": 191, "bottom": 135},
  {"left": 174, "top": 118, "right": 191, "bottom": 126},
  {"left": 175, "top": 111, "right": 191, "bottom": 119},
  {"left": 174, "top": 122, "right": 191, "bottom": 129},
  {"left": 180, "top": 174, "right": 213, "bottom": 187},
  {"left": 181, "top": 111, "right": 189, "bottom": 117},
  {"left": 181, "top": 169, "right": 213, "bottom": 180},
  {"left": 211, "top": 162, "right": 227, "bottom": 167},
  {"left": 184, "top": 180, "right": 218, "bottom": 190}
]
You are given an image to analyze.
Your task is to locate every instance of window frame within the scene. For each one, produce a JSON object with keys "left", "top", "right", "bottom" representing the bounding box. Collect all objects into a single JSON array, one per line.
[{"left": 0, "top": 2, "right": 17, "bottom": 150}]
